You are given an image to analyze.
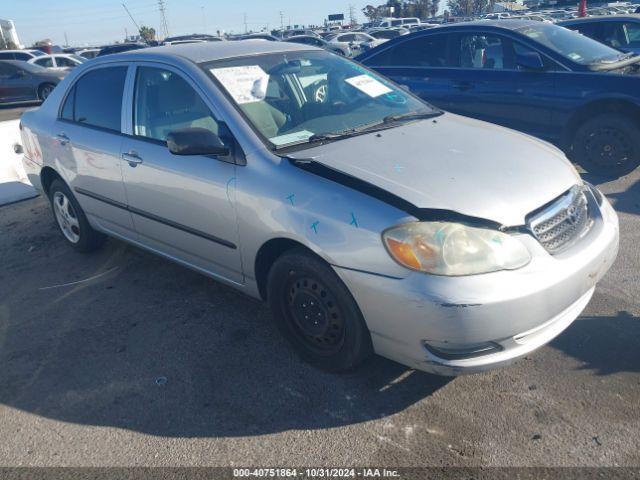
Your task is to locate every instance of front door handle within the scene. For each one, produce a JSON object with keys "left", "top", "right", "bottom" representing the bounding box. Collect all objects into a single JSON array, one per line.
[
  {"left": 122, "top": 151, "right": 143, "bottom": 167},
  {"left": 453, "top": 81, "right": 474, "bottom": 92},
  {"left": 56, "top": 133, "right": 70, "bottom": 146}
]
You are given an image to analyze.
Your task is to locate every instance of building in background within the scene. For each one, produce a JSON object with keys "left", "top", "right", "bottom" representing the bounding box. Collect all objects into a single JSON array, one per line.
[{"left": 0, "top": 19, "right": 22, "bottom": 49}]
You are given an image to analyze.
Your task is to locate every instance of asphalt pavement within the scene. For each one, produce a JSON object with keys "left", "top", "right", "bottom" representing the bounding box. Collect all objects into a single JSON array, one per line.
[{"left": 0, "top": 150, "right": 638, "bottom": 467}]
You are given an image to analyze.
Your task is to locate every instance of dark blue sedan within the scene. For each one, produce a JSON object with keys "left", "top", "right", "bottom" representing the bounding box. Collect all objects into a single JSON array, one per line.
[{"left": 356, "top": 20, "right": 640, "bottom": 176}]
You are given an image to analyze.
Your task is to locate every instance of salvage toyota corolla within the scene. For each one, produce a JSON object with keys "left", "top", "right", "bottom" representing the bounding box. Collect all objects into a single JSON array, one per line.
[{"left": 19, "top": 41, "right": 619, "bottom": 375}]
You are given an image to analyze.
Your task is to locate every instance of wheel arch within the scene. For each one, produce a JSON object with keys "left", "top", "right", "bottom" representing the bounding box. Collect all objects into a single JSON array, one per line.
[
  {"left": 254, "top": 237, "right": 328, "bottom": 301},
  {"left": 563, "top": 98, "right": 640, "bottom": 148},
  {"left": 40, "top": 166, "right": 65, "bottom": 196}
]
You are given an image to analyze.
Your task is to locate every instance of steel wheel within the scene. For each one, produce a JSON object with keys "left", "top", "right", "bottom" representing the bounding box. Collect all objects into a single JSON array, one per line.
[
  {"left": 53, "top": 191, "right": 80, "bottom": 244},
  {"left": 286, "top": 274, "right": 346, "bottom": 355},
  {"left": 583, "top": 126, "right": 634, "bottom": 171},
  {"left": 573, "top": 114, "right": 640, "bottom": 177}
]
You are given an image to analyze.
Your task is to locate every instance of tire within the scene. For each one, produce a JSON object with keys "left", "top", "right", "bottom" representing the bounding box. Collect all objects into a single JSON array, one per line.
[
  {"left": 48, "top": 179, "right": 105, "bottom": 253},
  {"left": 571, "top": 114, "right": 640, "bottom": 177},
  {"left": 38, "top": 83, "right": 56, "bottom": 101},
  {"left": 267, "top": 248, "right": 373, "bottom": 372}
]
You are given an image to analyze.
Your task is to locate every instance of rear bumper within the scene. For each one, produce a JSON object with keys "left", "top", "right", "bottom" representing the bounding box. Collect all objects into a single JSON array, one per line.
[{"left": 335, "top": 193, "right": 619, "bottom": 376}]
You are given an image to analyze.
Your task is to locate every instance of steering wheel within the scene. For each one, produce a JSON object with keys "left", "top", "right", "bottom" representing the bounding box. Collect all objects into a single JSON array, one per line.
[{"left": 380, "top": 90, "right": 408, "bottom": 106}]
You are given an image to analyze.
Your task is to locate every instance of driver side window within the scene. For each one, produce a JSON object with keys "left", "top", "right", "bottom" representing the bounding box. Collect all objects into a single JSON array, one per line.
[{"left": 133, "top": 66, "right": 220, "bottom": 142}]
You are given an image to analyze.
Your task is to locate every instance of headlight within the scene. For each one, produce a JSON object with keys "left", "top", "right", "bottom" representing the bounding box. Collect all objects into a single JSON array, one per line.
[{"left": 382, "top": 222, "right": 531, "bottom": 276}]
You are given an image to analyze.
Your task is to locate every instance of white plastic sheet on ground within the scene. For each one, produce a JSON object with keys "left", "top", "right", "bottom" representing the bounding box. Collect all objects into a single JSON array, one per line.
[{"left": 0, "top": 119, "right": 37, "bottom": 206}]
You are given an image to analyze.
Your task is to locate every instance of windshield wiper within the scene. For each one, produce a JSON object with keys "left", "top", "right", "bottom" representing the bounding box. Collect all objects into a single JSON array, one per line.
[
  {"left": 589, "top": 52, "right": 640, "bottom": 71},
  {"left": 273, "top": 110, "right": 444, "bottom": 150},
  {"left": 383, "top": 110, "right": 443, "bottom": 124}
]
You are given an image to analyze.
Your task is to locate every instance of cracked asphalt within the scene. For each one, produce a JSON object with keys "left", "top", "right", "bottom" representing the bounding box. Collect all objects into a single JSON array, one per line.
[{"left": 0, "top": 112, "right": 638, "bottom": 467}]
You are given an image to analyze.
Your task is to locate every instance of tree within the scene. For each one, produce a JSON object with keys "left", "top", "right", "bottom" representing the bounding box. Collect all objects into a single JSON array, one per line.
[
  {"left": 447, "top": 0, "right": 487, "bottom": 16},
  {"left": 139, "top": 26, "right": 156, "bottom": 42},
  {"left": 362, "top": 5, "right": 382, "bottom": 20}
]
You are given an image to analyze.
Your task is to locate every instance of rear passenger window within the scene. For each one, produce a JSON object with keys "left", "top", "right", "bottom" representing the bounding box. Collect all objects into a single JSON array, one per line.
[
  {"left": 133, "top": 67, "right": 219, "bottom": 142},
  {"left": 453, "top": 34, "right": 512, "bottom": 70},
  {"left": 367, "top": 35, "right": 449, "bottom": 67},
  {"left": 61, "top": 86, "right": 75, "bottom": 121},
  {"left": 14, "top": 53, "right": 31, "bottom": 61},
  {"left": 0, "top": 52, "right": 15, "bottom": 60},
  {"left": 70, "top": 67, "right": 127, "bottom": 131}
]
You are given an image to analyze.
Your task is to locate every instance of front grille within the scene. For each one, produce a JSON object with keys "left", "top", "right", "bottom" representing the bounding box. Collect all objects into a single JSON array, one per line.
[{"left": 529, "top": 185, "right": 592, "bottom": 254}]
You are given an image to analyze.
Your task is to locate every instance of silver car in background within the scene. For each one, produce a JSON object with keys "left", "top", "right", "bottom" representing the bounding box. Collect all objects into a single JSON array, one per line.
[{"left": 19, "top": 41, "right": 619, "bottom": 376}]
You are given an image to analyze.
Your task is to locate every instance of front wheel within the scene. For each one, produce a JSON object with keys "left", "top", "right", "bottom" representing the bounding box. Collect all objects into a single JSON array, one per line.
[
  {"left": 48, "top": 179, "right": 105, "bottom": 253},
  {"left": 571, "top": 114, "right": 640, "bottom": 177},
  {"left": 38, "top": 83, "right": 56, "bottom": 101},
  {"left": 267, "top": 249, "right": 373, "bottom": 372}
]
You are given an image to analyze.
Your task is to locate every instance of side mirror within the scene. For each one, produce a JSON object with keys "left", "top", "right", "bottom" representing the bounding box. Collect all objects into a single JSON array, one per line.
[
  {"left": 166, "top": 127, "right": 230, "bottom": 157},
  {"left": 516, "top": 51, "right": 545, "bottom": 71}
]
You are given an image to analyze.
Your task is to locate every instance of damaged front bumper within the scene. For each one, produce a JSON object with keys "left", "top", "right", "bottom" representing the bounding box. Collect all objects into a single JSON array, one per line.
[{"left": 335, "top": 193, "right": 619, "bottom": 376}]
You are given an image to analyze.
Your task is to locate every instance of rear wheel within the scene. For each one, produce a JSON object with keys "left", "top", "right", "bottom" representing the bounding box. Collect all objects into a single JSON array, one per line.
[
  {"left": 48, "top": 179, "right": 105, "bottom": 253},
  {"left": 267, "top": 249, "right": 373, "bottom": 372},
  {"left": 571, "top": 114, "right": 640, "bottom": 177},
  {"left": 38, "top": 83, "right": 55, "bottom": 101}
]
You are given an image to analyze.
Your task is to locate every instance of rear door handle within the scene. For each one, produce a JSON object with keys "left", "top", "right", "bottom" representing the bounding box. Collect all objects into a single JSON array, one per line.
[
  {"left": 56, "top": 133, "right": 70, "bottom": 146},
  {"left": 453, "top": 81, "right": 474, "bottom": 91},
  {"left": 122, "top": 151, "right": 143, "bottom": 167}
]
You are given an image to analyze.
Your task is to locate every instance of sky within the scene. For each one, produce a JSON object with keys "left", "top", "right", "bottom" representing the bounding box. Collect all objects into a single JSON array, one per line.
[{"left": 3, "top": 0, "right": 379, "bottom": 47}]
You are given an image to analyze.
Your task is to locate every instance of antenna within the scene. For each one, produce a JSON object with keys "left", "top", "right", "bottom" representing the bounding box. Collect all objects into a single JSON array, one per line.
[{"left": 158, "top": 0, "right": 170, "bottom": 37}]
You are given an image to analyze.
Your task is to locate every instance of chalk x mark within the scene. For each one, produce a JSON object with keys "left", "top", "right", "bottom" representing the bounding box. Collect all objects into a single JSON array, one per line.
[
  {"left": 310, "top": 221, "right": 319, "bottom": 234},
  {"left": 286, "top": 193, "right": 295, "bottom": 206},
  {"left": 350, "top": 212, "right": 358, "bottom": 228}
]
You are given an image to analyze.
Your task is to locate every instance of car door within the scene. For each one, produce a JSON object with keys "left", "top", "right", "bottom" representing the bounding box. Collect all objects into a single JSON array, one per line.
[
  {"left": 446, "top": 32, "right": 556, "bottom": 138},
  {"left": 120, "top": 63, "right": 243, "bottom": 284},
  {"left": 0, "top": 62, "right": 36, "bottom": 102},
  {"left": 56, "top": 64, "right": 136, "bottom": 238},
  {"left": 360, "top": 33, "right": 457, "bottom": 111}
]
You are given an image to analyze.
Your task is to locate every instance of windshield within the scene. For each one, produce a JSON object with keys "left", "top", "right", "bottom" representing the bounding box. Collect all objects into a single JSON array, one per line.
[
  {"left": 517, "top": 23, "right": 626, "bottom": 65},
  {"left": 202, "top": 50, "right": 436, "bottom": 149}
]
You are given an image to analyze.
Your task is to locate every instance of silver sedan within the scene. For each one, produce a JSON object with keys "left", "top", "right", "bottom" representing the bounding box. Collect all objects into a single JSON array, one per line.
[{"left": 19, "top": 41, "right": 619, "bottom": 375}]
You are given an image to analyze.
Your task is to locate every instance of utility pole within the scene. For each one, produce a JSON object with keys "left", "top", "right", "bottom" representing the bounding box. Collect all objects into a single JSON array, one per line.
[
  {"left": 122, "top": 3, "right": 141, "bottom": 32},
  {"left": 243, "top": 13, "right": 248, "bottom": 33},
  {"left": 201, "top": 6, "right": 206, "bottom": 33},
  {"left": 64, "top": 31, "right": 69, "bottom": 46},
  {"left": 279, "top": 11, "right": 284, "bottom": 31},
  {"left": 158, "top": 0, "right": 170, "bottom": 38}
]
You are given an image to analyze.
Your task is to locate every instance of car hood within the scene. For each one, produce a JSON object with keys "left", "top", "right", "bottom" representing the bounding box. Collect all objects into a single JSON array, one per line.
[{"left": 288, "top": 113, "right": 581, "bottom": 226}]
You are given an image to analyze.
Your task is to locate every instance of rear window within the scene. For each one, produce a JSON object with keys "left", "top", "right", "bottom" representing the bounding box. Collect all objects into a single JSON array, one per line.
[
  {"left": 62, "top": 66, "right": 127, "bottom": 132},
  {"left": 365, "top": 34, "right": 449, "bottom": 67}
]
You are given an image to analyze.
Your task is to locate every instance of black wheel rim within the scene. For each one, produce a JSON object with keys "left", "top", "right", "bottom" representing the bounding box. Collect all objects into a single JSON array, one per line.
[
  {"left": 584, "top": 126, "right": 634, "bottom": 169},
  {"left": 284, "top": 273, "right": 345, "bottom": 354}
]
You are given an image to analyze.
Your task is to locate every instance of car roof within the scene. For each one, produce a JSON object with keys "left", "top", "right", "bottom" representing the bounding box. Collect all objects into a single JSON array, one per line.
[
  {"left": 105, "top": 39, "right": 316, "bottom": 64},
  {"left": 560, "top": 14, "right": 640, "bottom": 24}
]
